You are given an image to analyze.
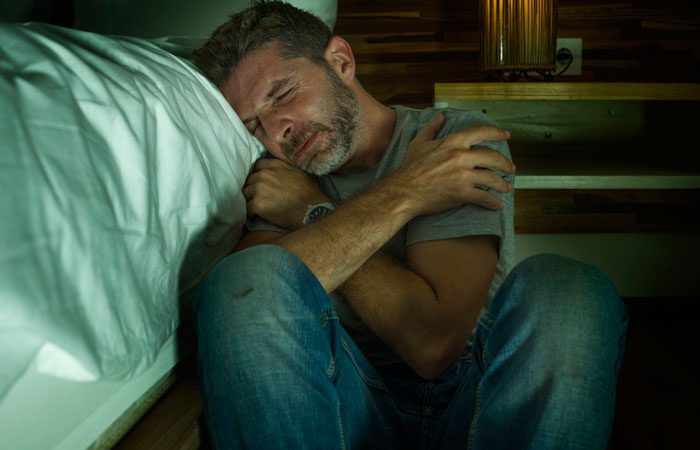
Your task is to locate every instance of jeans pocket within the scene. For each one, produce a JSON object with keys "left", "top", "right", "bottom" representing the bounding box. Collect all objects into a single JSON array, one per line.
[{"left": 340, "top": 337, "right": 391, "bottom": 394}]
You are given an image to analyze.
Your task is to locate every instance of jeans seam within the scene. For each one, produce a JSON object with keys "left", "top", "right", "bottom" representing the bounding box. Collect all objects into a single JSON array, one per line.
[
  {"left": 337, "top": 402, "right": 347, "bottom": 450},
  {"left": 327, "top": 355, "right": 336, "bottom": 378},
  {"left": 318, "top": 307, "right": 338, "bottom": 378},
  {"left": 467, "top": 380, "right": 483, "bottom": 450},
  {"left": 317, "top": 306, "right": 337, "bottom": 327},
  {"left": 482, "top": 346, "right": 492, "bottom": 368},
  {"left": 478, "top": 312, "right": 495, "bottom": 332},
  {"left": 467, "top": 312, "right": 491, "bottom": 449}
]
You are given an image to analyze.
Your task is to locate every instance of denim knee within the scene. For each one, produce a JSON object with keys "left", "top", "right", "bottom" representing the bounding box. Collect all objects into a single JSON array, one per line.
[
  {"left": 489, "top": 254, "right": 628, "bottom": 373},
  {"left": 196, "top": 244, "right": 319, "bottom": 315},
  {"left": 469, "top": 254, "right": 629, "bottom": 450},
  {"left": 193, "top": 245, "right": 332, "bottom": 362},
  {"left": 512, "top": 253, "right": 626, "bottom": 324},
  {"left": 194, "top": 246, "right": 353, "bottom": 449}
]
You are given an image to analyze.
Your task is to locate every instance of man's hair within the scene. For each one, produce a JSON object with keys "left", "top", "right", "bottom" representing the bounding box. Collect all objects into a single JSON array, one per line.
[{"left": 193, "top": 0, "right": 333, "bottom": 87}]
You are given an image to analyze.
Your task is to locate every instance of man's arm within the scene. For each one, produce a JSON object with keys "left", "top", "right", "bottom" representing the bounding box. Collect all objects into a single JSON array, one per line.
[
  {"left": 237, "top": 116, "right": 513, "bottom": 378},
  {"left": 237, "top": 228, "right": 497, "bottom": 381},
  {"left": 337, "top": 235, "right": 498, "bottom": 380},
  {"left": 239, "top": 115, "right": 512, "bottom": 290}
]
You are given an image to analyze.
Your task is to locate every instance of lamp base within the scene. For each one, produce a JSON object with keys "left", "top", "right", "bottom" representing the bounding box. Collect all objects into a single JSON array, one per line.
[{"left": 485, "top": 70, "right": 556, "bottom": 82}]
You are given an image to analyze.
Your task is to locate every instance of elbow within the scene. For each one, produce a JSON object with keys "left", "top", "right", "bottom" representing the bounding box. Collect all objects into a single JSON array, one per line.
[{"left": 410, "top": 341, "right": 463, "bottom": 380}]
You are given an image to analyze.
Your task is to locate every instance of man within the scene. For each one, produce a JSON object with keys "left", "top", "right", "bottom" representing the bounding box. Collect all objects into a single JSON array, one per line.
[{"left": 192, "top": 2, "right": 628, "bottom": 449}]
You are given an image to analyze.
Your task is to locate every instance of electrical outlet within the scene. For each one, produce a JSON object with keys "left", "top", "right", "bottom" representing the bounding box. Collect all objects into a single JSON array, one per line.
[{"left": 556, "top": 38, "right": 582, "bottom": 76}]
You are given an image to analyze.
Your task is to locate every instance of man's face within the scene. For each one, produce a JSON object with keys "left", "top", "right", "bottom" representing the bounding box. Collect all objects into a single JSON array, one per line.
[{"left": 221, "top": 44, "right": 360, "bottom": 176}]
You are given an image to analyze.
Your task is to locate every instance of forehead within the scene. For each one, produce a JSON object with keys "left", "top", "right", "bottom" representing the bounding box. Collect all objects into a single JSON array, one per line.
[{"left": 220, "top": 44, "right": 315, "bottom": 115}]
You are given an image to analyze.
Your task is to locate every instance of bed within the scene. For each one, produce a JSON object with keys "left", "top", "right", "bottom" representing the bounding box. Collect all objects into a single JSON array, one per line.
[{"left": 0, "top": 21, "right": 265, "bottom": 448}]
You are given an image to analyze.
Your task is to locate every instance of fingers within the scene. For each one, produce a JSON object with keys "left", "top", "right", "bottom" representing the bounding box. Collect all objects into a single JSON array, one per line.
[
  {"left": 471, "top": 169, "right": 513, "bottom": 193},
  {"left": 446, "top": 124, "right": 511, "bottom": 150},
  {"left": 413, "top": 113, "right": 446, "bottom": 144},
  {"left": 464, "top": 149, "right": 516, "bottom": 174},
  {"left": 242, "top": 183, "right": 255, "bottom": 201},
  {"left": 467, "top": 187, "right": 505, "bottom": 211},
  {"left": 252, "top": 157, "right": 292, "bottom": 171}
]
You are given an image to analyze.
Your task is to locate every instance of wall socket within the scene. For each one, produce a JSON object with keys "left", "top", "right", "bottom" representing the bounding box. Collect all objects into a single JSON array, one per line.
[{"left": 556, "top": 38, "right": 582, "bottom": 76}]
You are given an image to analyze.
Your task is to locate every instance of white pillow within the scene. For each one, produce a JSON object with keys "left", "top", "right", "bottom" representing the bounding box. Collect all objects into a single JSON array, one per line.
[
  {"left": 73, "top": 0, "right": 338, "bottom": 38},
  {"left": 0, "top": 22, "right": 264, "bottom": 400}
]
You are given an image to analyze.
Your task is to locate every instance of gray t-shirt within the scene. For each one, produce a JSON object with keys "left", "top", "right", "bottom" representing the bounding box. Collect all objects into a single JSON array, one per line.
[{"left": 247, "top": 105, "right": 515, "bottom": 366}]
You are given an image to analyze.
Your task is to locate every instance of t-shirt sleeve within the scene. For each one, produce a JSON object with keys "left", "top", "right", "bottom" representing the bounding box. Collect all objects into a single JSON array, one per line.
[
  {"left": 245, "top": 215, "right": 287, "bottom": 234},
  {"left": 405, "top": 109, "right": 514, "bottom": 248}
]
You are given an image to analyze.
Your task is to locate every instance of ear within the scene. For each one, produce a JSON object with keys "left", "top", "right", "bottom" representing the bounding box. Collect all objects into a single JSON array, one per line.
[{"left": 324, "top": 36, "right": 356, "bottom": 82}]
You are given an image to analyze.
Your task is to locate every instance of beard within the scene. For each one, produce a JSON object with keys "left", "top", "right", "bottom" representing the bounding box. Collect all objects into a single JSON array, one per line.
[{"left": 282, "top": 67, "right": 360, "bottom": 176}]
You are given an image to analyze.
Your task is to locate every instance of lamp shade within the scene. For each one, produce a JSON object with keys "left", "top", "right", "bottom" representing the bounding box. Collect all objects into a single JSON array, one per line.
[{"left": 480, "top": 0, "right": 557, "bottom": 71}]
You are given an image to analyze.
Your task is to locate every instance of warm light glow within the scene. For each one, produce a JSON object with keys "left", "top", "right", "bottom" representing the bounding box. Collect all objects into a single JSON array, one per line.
[{"left": 480, "top": 0, "right": 557, "bottom": 71}]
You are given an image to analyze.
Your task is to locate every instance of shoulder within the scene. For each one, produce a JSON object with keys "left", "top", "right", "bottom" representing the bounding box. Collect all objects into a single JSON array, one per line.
[
  {"left": 403, "top": 106, "right": 511, "bottom": 160},
  {"left": 393, "top": 105, "right": 498, "bottom": 139}
]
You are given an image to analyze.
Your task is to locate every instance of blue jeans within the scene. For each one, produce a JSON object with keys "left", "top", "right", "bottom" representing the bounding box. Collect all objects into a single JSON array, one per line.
[{"left": 194, "top": 245, "right": 628, "bottom": 449}]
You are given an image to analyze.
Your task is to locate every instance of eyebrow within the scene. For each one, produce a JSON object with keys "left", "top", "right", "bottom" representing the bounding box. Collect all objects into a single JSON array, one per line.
[{"left": 241, "top": 76, "right": 294, "bottom": 126}]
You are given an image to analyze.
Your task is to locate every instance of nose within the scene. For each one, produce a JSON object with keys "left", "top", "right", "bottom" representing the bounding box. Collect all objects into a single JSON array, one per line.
[{"left": 259, "top": 110, "right": 294, "bottom": 143}]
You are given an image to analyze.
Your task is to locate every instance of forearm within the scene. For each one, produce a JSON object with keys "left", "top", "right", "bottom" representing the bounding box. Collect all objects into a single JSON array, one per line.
[
  {"left": 337, "top": 248, "right": 485, "bottom": 379},
  {"left": 240, "top": 117, "right": 513, "bottom": 294},
  {"left": 263, "top": 177, "right": 414, "bottom": 292},
  {"left": 338, "top": 251, "right": 459, "bottom": 374}
]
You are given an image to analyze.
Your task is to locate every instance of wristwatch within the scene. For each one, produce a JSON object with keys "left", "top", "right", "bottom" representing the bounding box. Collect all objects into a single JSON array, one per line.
[{"left": 303, "top": 202, "right": 335, "bottom": 225}]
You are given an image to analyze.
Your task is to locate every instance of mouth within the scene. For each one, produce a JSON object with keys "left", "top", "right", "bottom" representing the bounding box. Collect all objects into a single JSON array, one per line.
[{"left": 294, "top": 131, "right": 319, "bottom": 158}]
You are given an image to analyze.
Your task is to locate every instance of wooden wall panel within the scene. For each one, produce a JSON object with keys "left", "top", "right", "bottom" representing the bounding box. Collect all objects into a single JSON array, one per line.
[
  {"left": 514, "top": 189, "right": 700, "bottom": 234},
  {"left": 336, "top": 0, "right": 700, "bottom": 108}
]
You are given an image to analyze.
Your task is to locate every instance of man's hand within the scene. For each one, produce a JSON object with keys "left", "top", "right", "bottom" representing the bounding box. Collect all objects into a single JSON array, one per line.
[
  {"left": 239, "top": 115, "right": 514, "bottom": 295},
  {"left": 243, "top": 158, "right": 330, "bottom": 229},
  {"left": 393, "top": 113, "right": 515, "bottom": 217}
]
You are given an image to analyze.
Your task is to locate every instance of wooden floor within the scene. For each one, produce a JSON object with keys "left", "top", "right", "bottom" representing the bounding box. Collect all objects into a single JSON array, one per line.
[{"left": 115, "top": 298, "right": 699, "bottom": 450}]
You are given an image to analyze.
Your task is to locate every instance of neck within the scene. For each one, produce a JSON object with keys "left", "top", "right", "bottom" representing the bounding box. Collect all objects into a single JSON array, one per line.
[{"left": 332, "top": 82, "right": 397, "bottom": 175}]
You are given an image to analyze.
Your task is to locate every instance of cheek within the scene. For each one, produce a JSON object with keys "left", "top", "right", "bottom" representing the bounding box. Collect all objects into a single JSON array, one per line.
[
  {"left": 264, "top": 145, "right": 290, "bottom": 162},
  {"left": 291, "top": 91, "right": 323, "bottom": 120}
]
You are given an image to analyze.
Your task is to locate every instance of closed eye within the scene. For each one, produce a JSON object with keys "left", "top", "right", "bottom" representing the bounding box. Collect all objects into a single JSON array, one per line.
[{"left": 276, "top": 88, "right": 293, "bottom": 102}]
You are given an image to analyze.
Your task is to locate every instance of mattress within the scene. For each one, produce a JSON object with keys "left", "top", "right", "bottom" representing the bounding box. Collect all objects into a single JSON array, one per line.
[
  {"left": 0, "top": 19, "right": 263, "bottom": 429},
  {"left": 0, "top": 323, "right": 194, "bottom": 450}
]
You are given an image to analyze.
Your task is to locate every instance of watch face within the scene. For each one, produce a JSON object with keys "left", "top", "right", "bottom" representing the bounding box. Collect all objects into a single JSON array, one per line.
[
  {"left": 304, "top": 202, "right": 335, "bottom": 225},
  {"left": 308, "top": 205, "right": 332, "bottom": 222}
]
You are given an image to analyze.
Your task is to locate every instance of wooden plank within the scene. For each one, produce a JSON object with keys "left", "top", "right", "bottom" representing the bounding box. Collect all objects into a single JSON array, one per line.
[
  {"left": 508, "top": 146, "right": 700, "bottom": 190},
  {"left": 355, "top": 50, "right": 477, "bottom": 64},
  {"left": 334, "top": 17, "right": 456, "bottom": 35},
  {"left": 431, "top": 97, "right": 700, "bottom": 189},
  {"left": 356, "top": 60, "right": 480, "bottom": 77},
  {"left": 435, "top": 82, "right": 700, "bottom": 101},
  {"left": 114, "top": 358, "right": 203, "bottom": 450},
  {"left": 438, "top": 100, "right": 645, "bottom": 143},
  {"left": 558, "top": 4, "right": 700, "bottom": 21},
  {"left": 348, "top": 40, "right": 478, "bottom": 55},
  {"left": 339, "top": 11, "right": 421, "bottom": 19},
  {"left": 92, "top": 364, "right": 182, "bottom": 449},
  {"left": 337, "top": 0, "right": 475, "bottom": 18},
  {"left": 514, "top": 175, "right": 700, "bottom": 190},
  {"left": 514, "top": 189, "right": 700, "bottom": 234}
]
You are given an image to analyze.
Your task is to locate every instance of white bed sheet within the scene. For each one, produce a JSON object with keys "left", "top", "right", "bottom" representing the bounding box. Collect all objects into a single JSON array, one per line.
[
  {"left": 0, "top": 22, "right": 264, "bottom": 400},
  {"left": 0, "top": 330, "right": 190, "bottom": 450}
]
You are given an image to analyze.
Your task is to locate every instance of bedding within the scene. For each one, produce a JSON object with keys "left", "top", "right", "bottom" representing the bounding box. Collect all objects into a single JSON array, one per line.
[
  {"left": 72, "top": 0, "right": 338, "bottom": 38},
  {"left": 0, "top": 22, "right": 264, "bottom": 401}
]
